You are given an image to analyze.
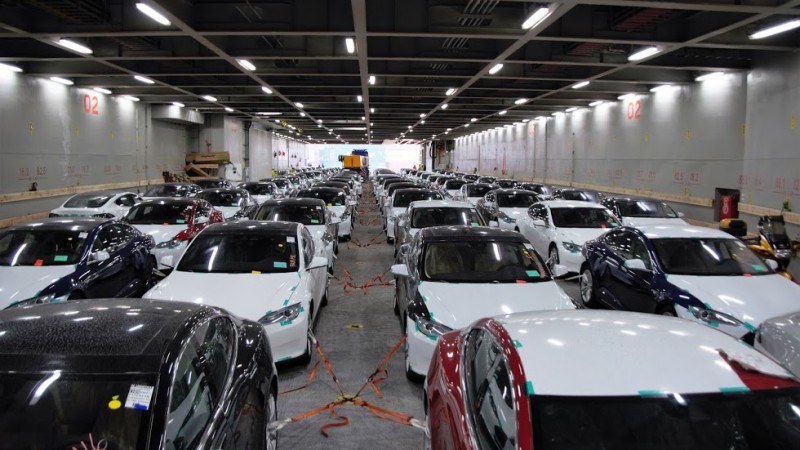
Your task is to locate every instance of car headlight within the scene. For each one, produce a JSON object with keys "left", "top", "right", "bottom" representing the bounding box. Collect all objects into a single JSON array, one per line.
[
  {"left": 258, "top": 303, "right": 304, "bottom": 325},
  {"left": 7, "top": 293, "right": 69, "bottom": 309},
  {"left": 687, "top": 306, "right": 742, "bottom": 328},
  {"left": 562, "top": 241, "right": 581, "bottom": 253},
  {"left": 415, "top": 316, "right": 453, "bottom": 339},
  {"left": 156, "top": 238, "right": 187, "bottom": 249},
  {"left": 497, "top": 211, "right": 515, "bottom": 223}
]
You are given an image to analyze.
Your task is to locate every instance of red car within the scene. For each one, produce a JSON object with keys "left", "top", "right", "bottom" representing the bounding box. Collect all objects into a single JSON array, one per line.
[
  {"left": 123, "top": 198, "right": 224, "bottom": 269},
  {"left": 425, "top": 310, "right": 800, "bottom": 450}
]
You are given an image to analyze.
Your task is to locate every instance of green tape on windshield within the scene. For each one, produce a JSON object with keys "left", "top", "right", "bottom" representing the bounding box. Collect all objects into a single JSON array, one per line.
[
  {"left": 310, "top": 219, "right": 320, "bottom": 224},
  {"left": 279, "top": 320, "right": 293, "bottom": 326},
  {"left": 54, "top": 255, "right": 68, "bottom": 262},
  {"left": 290, "top": 285, "right": 297, "bottom": 292},
  {"left": 470, "top": 222, "right": 479, "bottom": 226},
  {"left": 421, "top": 295, "right": 427, "bottom": 303},
  {"left": 526, "top": 270, "right": 540, "bottom": 277},
  {"left": 274, "top": 261, "right": 287, "bottom": 268},
  {"left": 526, "top": 381, "right": 535, "bottom": 395},
  {"left": 752, "top": 264, "right": 766, "bottom": 272},
  {"left": 720, "top": 386, "right": 749, "bottom": 393},
  {"left": 638, "top": 390, "right": 665, "bottom": 397},
  {"left": 744, "top": 322, "right": 756, "bottom": 332}
]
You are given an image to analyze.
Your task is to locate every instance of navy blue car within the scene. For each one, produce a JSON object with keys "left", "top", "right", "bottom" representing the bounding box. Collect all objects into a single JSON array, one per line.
[{"left": 0, "top": 218, "right": 155, "bottom": 308}]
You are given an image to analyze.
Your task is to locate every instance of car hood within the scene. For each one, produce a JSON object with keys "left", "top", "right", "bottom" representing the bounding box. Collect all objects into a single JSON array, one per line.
[
  {"left": 500, "top": 207, "right": 530, "bottom": 219},
  {"left": 418, "top": 281, "right": 575, "bottom": 329},
  {"left": 133, "top": 224, "right": 186, "bottom": 244},
  {"left": 466, "top": 197, "right": 481, "bottom": 206},
  {"left": 389, "top": 207, "right": 405, "bottom": 217},
  {"left": 214, "top": 206, "right": 242, "bottom": 219},
  {"left": 50, "top": 207, "right": 103, "bottom": 217},
  {"left": 144, "top": 271, "right": 301, "bottom": 321},
  {"left": 252, "top": 194, "right": 273, "bottom": 203},
  {"left": 667, "top": 274, "right": 800, "bottom": 327},
  {"left": 624, "top": 217, "right": 687, "bottom": 227},
  {"left": 0, "top": 265, "right": 76, "bottom": 307},
  {"left": 554, "top": 227, "right": 609, "bottom": 245},
  {"left": 328, "top": 205, "right": 346, "bottom": 216}
]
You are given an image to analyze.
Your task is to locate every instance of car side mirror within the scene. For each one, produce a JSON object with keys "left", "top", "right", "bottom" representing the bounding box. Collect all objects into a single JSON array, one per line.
[
  {"left": 488, "top": 220, "right": 499, "bottom": 227},
  {"left": 765, "top": 259, "right": 779, "bottom": 271},
  {"left": 391, "top": 264, "right": 410, "bottom": 277},
  {"left": 307, "top": 256, "right": 328, "bottom": 271},
  {"left": 160, "top": 255, "right": 174, "bottom": 268},
  {"left": 90, "top": 250, "right": 110, "bottom": 264},
  {"left": 623, "top": 258, "right": 650, "bottom": 272}
]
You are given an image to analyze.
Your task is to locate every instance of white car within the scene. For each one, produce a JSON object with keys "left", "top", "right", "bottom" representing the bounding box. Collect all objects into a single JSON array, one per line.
[
  {"left": 756, "top": 311, "right": 800, "bottom": 378},
  {"left": 254, "top": 198, "right": 339, "bottom": 273},
  {"left": 195, "top": 188, "right": 258, "bottom": 220},
  {"left": 50, "top": 190, "right": 140, "bottom": 219},
  {"left": 393, "top": 199, "right": 483, "bottom": 254},
  {"left": 391, "top": 226, "right": 575, "bottom": 380},
  {"left": 141, "top": 183, "right": 202, "bottom": 199},
  {"left": 441, "top": 179, "right": 467, "bottom": 199},
  {"left": 143, "top": 221, "right": 329, "bottom": 363},
  {"left": 601, "top": 197, "right": 687, "bottom": 227},
  {"left": 454, "top": 182, "right": 495, "bottom": 207},
  {"left": 237, "top": 181, "right": 280, "bottom": 204},
  {"left": 295, "top": 187, "right": 355, "bottom": 240},
  {"left": 384, "top": 188, "right": 443, "bottom": 242},
  {"left": 518, "top": 200, "right": 621, "bottom": 274},
  {"left": 478, "top": 189, "right": 541, "bottom": 230}
]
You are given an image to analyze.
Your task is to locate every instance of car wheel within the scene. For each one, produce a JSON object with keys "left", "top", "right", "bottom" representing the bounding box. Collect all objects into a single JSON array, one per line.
[
  {"left": 658, "top": 303, "right": 677, "bottom": 317},
  {"left": 143, "top": 256, "right": 157, "bottom": 288},
  {"left": 266, "top": 389, "right": 278, "bottom": 450},
  {"left": 579, "top": 266, "right": 598, "bottom": 308},
  {"left": 68, "top": 291, "right": 86, "bottom": 300},
  {"left": 548, "top": 246, "right": 560, "bottom": 273},
  {"left": 297, "top": 304, "right": 314, "bottom": 365},
  {"left": 387, "top": 236, "right": 394, "bottom": 244},
  {"left": 393, "top": 291, "right": 400, "bottom": 316},
  {"left": 321, "top": 286, "right": 329, "bottom": 307},
  {"left": 405, "top": 341, "right": 424, "bottom": 382}
]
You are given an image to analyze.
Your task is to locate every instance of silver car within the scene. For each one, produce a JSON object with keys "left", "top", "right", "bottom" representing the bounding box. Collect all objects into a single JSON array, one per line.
[{"left": 755, "top": 311, "right": 800, "bottom": 378}]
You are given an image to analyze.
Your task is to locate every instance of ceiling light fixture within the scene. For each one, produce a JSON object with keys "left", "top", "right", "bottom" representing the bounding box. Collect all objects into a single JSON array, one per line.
[
  {"left": 514, "top": 98, "right": 528, "bottom": 105},
  {"left": 317, "top": 119, "right": 323, "bottom": 123},
  {"left": 134, "top": 75, "right": 155, "bottom": 84},
  {"left": 294, "top": 102, "right": 304, "bottom": 108},
  {"left": 370, "top": 108, "right": 375, "bottom": 113},
  {"left": 489, "top": 63, "right": 503, "bottom": 75},
  {"left": 93, "top": 87, "right": 112, "bottom": 94},
  {"left": 135, "top": 3, "right": 171, "bottom": 26},
  {"left": 695, "top": 72, "right": 725, "bottom": 82},
  {"left": 345, "top": 37, "right": 356, "bottom": 54},
  {"left": 368, "top": 75, "right": 376, "bottom": 85},
  {"left": 124, "top": 95, "right": 140, "bottom": 102},
  {"left": 420, "top": 113, "right": 426, "bottom": 118},
  {"left": 172, "top": 102, "right": 184, "bottom": 107},
  {"left": 589, "top": 100, "right": 604, "bottom": 106},
  {"left": 445, "top": 88, "right": 456, "bottom": 96},
  {"left": 628, "top": 46, "right": 660, "bottom": 62},
  {"left": 750, "top": 19, "right": 800, "bottom": 39},
  {"left": 617, "top": 93, "right": 635, "bottom": 100},
  {"left": 49, "top": 76, "right": 73, "bottom": 86},
  {"left": 236, "top": 59, "right": 256, "bottom": 71},
  {"left": 572, "top": 81, "right": 590, "bottom": 89},
  {"left": 566, "top": 107, "right": 578, "bottom": 112},
  {"left": 56, "top": 38, "right": 93, "bottom": 54},
  {"left": 441, "top": 103, "right": 449, "bottom": 109},
  {"left": 471, "top": 117, "right": 477, "bottom": 122},
  {"left": 498, "top": 110, "right": 507, "bottom": 115},
  {"left": 465, "top": 123, "right": 470, "bottom": 127},
  {"left": 521, "top": 6, "right": 552, "bottom": 30},
  {"left": 300, "top": 112, "right": 305, "bottom": 117},
  {"left": 225, "top": 107, "right": 234, "bottom": 112},
  {"left": 650, "top": 84, "right": 677, "bottom": 93},
  {"left": 357, "top": 95, "right": 363, "bottom": 102},
  {"left": 421, "top": 120, "right": 425, "bottom": 124},
  {"left": 202, "top": 95, "right": 217, "bottom": 102},
  {"left": 0, "top": 62, "right": 22, "bottom": 73},
  {"left": 261, "top": 86, "right": 272, "bottom": 94}
]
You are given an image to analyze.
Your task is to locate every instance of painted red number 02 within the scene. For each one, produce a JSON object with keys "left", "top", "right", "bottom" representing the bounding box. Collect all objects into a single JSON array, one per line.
[
  {"left": 83, "top": 94, "right": 99, "bottom": 115},
  {"left": 626, "top": 100, "right": 641, "bottom": 120}
]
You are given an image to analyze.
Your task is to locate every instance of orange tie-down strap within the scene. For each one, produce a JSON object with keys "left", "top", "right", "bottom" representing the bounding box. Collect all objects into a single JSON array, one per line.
[
  {"left": 273, "top": 333, "right": 425, "bottom": 437},
  {"left": 335, "top": 261, "right": 395, "bottom": 295}
]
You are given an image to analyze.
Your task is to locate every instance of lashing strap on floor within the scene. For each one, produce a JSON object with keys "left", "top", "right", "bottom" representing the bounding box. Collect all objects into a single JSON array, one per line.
[
  {"left": 273, "top": 332, "right": 424, "bottom": 437},
  {"left": 334, "top": 261, "right": 394, "bottom": 295}
]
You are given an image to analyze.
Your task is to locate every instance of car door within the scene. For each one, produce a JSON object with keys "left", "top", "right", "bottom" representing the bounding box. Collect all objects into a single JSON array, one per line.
[
  {"left": 614, "top": 233, "right": 658, "bottom": 313},
  {"left": 84, "top": 224, "right": 130, "bottom": 298},
  {"left": 599, "top": 230, "right": 633, "bottom": 309},
  {"left": 397, "top": 233, "right": 422, "bottom": 322},
  {"left": 113, "top": 194, "right": 138, "bottom": 218},
  {"left": 301, "top": 227, "right": 326, "bottom": 311},
  {"left": 107, "top": 223, "right": 142, "bottom": 296},
  {"left": 525, "top": 204, "right": 549, "bottom": 256}
]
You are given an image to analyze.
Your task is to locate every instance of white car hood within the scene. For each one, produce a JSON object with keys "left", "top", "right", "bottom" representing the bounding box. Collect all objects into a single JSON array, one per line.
[
  {"left": 555, "top": 227, "right": 608, "bottom": 245},
  {"left": 466, "top": 197, "right": 481, "bottom": 207},
  {"left": 214, "top": 206, "right": 241, "bottom": 219},
  {"left": 252, "top": 194, "right": 273, "bottom": 203},
  {"left": 133, "top": 224, "right": 185, "bottom": 244},
  {"left": 0, "top": 265, "right": 76, "bottom": 307},
  {"left": 51, "top": 207, "right": 102, "bottom": 217},
  {"left": 624, "top": 217, "right": 687, "bottom": 227},
  {"left": 389, "top": 207, "right": 405, "bottom": 218},
  {"left": 328, "top": 205, "right": 346, "bottom": 216},
  {"left": 500, "top": 207, "right": 529, "bottom": 220},
  {"left": 144, "top": 271, "right": 301, "bottom": 321},
  {"left": 419, "top": 281, "right": 575, "bottom": 329},
  {"left": 668, "top": 274, "right": 800, "bottom": 327}
]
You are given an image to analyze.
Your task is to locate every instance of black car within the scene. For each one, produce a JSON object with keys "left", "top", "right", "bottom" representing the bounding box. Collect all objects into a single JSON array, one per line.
[
  {"left": 553, "top": 188, "right": 604, "bottom": 203},
  {"left": 0, "top": 218, "right": 155, "bottom": 308},
  {"left": 0, "top": 298, "right": 278, "bottom": 450},
  {"left": 518, "top": 183, "right": 554, "bottom": 199},
  {"left": 194, "top": 178, "right": 233, "bottom": 190},
  {"left": 495, "top": 178, "right": 519, "bottom": 189},
  {"left": 195, "top": 188, "right": 259, "bottom": 220},
  {"left": 142, "top": 183, "right": 202, "bottom": 198}
]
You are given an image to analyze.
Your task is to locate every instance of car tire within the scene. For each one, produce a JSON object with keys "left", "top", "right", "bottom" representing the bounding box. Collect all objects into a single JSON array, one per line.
[
  {"left": 387, "top": 236, "right": 394, "bottom": 244},
  {"left": 321, "top": 286, "right": 329, "bottom": 307},
  {"left": 405, "top": 342, "right": 424, "bottom": 382},
  {"left": 297, "top": 304, "right": 314, "bottom": 365},
  {"left": 658, "top": 303, "right": 678, "bottom": 317},
  {"left": 393, "top": 291, "right": 400, "bottom": 316},
  {"left": 579, "top": 266, "right": 598, "bottom": 308},
  {"left": 548, "top": 245, "right": 560, "bottom": 273},
  {"left": 266, "top": 389, "right": 278, "bottom": 450},
  {"left": 143, "top": 256, "right": 157, "bottom": 288},
  {"left": 68, "top": 291, "right": 86, "bottom": 300}
]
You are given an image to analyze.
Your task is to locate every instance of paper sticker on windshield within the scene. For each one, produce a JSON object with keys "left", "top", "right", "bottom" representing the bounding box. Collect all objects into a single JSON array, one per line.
[
  {"left": 54, "top": 255, "right": 68, "bottom": 262},
  {"left": 752, "top": 264, "right": 767, "bottom": 272},
  {"left": 310, "top": 219, "right": 320, "bottom": 224},
  {"left": 526, "top": 270, "right": 540, "bottom": 277},
  {"left": 79, "top": 232, "right": 88, "bottom": 239},
  {"left": 286, "top": 236, "right": 296, "bottom": 243},
  {"left": 34, "top": 259, "right": 44, "bottom": 266},
  {"left": 274, "top": 261, "right": 288, "bottom": 269},
  {"left": 125, "top": 384, "right": 154, "bottom": 411}
]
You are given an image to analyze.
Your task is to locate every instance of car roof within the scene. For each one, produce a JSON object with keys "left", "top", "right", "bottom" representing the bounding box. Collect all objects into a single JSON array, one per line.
[
  {"left": 4, "top": 217, "right": 110, "bottom": 231},
  {"left": 635, "top": 224, "right": 735, "bottom": 239},
  {"left": 499, "top": 310, "right": 796, "bottom": 396},
  {"left": 394, "top": 188, "right": 439, "bottom": 195},
  {"left": 0, "top": 299, "right": 219, "bottom": 369},
  {"left": 136, "top": 198, "right": 196, "bottom": 206},
  {"left": 67, "top": 190, "right": 126, "bottom": 198},
  {"left": 538, "top": 200, "right": 606, "bottom": 208},
  {"left": 420, "top": 225, "right": 524, "bottom": 242},
  {"left": 301, "top": 187, "right": 345, "bottom": 193},
  {"left": 492, "top": 188, "right": 537, "bottom": 195},
  {"left": 262, "top": 197, "right": 326, "bottom": 207},
  {"left": 604, "top": 195, "right": 663, "bottom": 203},
  {"left": 203, "top": 220, "right": 300, "bottom": 235},
  {"left": 409, "top": 199, "right": 472, "bottom": 208},
  {"left": 198, "top": 188, "right": 245, "bottom": 194}
]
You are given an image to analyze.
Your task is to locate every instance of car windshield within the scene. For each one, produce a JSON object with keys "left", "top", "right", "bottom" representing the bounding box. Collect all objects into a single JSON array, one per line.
[
  {"left": 531, "top": 388, "right": 800, "bottom": 450},
  {"left": 467, "top": 185, "right": 493, "bottom": 197},
  {"left": 298, "top": 190, "right": 347, "bottom": 206},
  {"left": 422, "top": 241, "right": 549, "bottom": 283},
  {"left": 618, "top": 200, "right": 678, "bottom": 218},
  {"left": 124, "top": 203, "right": 191, "bottom": 225},
  {"left": 254, "top": 205, "right": 325, "bottom": 225},
  {"left": 561, "top": 190, "right": 600, "bottom": 202},
  {"left": 393, "top": 192, "right": 442, "bottom": 208},
  {"left": 412, "top": 208, "right": 483, "bottom": 228},
  {"left": 444, "top": 180, "right": 466, "bottom": 190},
  {"left": 651, "top": 238, "right": 772, "bottom": 276},
  {"left": 196, "top": 191, "right": 244, "bottom": 207},
  {"left": 144, "top": 185, "right": 189, "bottom": 198},
  {"left": 195, "top": 180, "right": 225, "bottom": 188},
  {"left": 496, "top": 180, "right": 518, "bottom": 188},
  {"left": 271, "top": 179, "right": 289, "bottom": 188},
  {"left": 477, "top": 177, "right": 496, "bottom": 184},
  {"left": 0, "top": 229, "right": 88, "bottom": 266},
  {"left": 178, "top": 233, "right": 299, "bottom": 273},
  {"left": 0, "top": 372, "right": 156, "bottom": 450},
  {"left": 463, "top": 175, "right": 479, "bottom": 181},
  {"left": 497, "top": 192, "right": 538, "bottom": 208},
  {"left": 550, "top": 207, "right": 620, "bottom": 228},
  {"left": 523, "top": 185, "right": 552, "bottom": 196},
  {"left": 64, "top": 193, "right": 113, "bottom": 208},
  {"left": 241, "top": 184, "right": 274, "bottom": 195}
]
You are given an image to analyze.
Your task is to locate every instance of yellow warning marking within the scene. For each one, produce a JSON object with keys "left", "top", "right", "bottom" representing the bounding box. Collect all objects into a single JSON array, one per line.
[
  {"left": 684, "top": 129, "right": 691, "bottom": 141},
  {"left": 683, "top": 187, "right": 689, "bottom": 196},
  {"left": 27, "top": 122, "right": 33, "bottom": 133},
  {"left": 741, "top": 123, "right": 746, "bottom": 137},
  {"left": 345, "top": 323, "right": 363, "bottom": 330},
  {"left": 73, "top": 127, "right": 80, "bottom": 137},
  {"left": 644, "top": 131, "right": 650, "bottom": 143},
  {"left": 791, "top": 115, "right": 796, "bottom": 130}
]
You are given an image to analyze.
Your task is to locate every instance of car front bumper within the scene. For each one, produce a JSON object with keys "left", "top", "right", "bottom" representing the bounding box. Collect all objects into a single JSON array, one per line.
[
  {"left": 558, "top": 246, "right": 585, "bottom": 273},
  {"left": 264, "top": 311, "right": 310, "bottom": 362},
  {"left": 406, "top": 319, "right": 438, "bottom": 378}
]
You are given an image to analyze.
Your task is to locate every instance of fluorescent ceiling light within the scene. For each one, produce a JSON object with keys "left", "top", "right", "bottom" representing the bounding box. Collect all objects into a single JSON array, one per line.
[
  {"left": 514, "top": 98, "right": 528, "bottom": 105},
  {"left": 695, "top": 72, "right": 725, "bottom": 82},
  {"left": 317, "top": 119, "right": 323, "bottom": 123},
  {"left": 202, "top": 95, "right": 217, "bottom": 102},
  {"left": 0, "top": 62, "right": 22, "bottom": 72},
  {"left": 572, "top": 81, "right": 590, "bottom": 89},
  {"left": 535, "top": 116, "right": 545, "bottom": 120},
  {"left": 441, "top": 103, "right": 449, "bottom": 109},
  {"left": 57, "top": 39, "right": 93, "bottom": 55},
  {"left": 628, "top": 46, "right": 660, "bottom": 62},
  {"left": 136, "top": 3, "right": 171, "bottom": 26},
  {"left": 566, "top": 107, "right": 578, "bottom": 112},
  {"left": 489, "top": 63, "right": 503, "bottom": 75},
  {"left": 300, "top": 112, "right": 306, "bottom": 117},
  {"left": 49, "top": 76, "right": 73, "bottom": 86},
  {"left": 465, "top": 123, "right": 470, "bottom": 127},
  {"left": 750, "top": 19, "right": 800, "bottom": 39},
  {"left": 370, "top": 122, "right": 373, "bottom": 126},
  {"left": 498, "top": 110, "right": 507, "bottom": 115},
  {"left": 650, "top": 84, "right": 677, "bottom": 93},
  {"left": 551, "top": 112, "right": 563, "bottom": 116},
  {"left": 294, "top": 102, "right": 304, "bottom": 108},
  {"left": 471, "top": 117, "right": 477, "bottom": 122},
  {"left": 345, "top": 37, "right": 356, "bottom": 54},
  {"left": 277, "top": 119, "right": 282, "bottom": 123},
  {"left": 522, "top": 119, "right": 530, "bottom": 122},
  {"left": 589, "top": 100, "right": 604, "bottom": 106},
  {"left": 357, "top": 95, "right": 363, "bottom": 102},
  {"left": 93, "top": 87, "right": 112, "bottom": 94},
  {"left": 124, "top": 95, "right": 140, "bottom": 102},
  {"left": 237, "top": 59, "right": 256, "bottom": 71},
  {"left": 172, "top": 102, "right": 184, "bottom": 107},
  {"left": 521, "top": 6, "right": 551, "bottom": 30},
  {"left": 617, "top": 93, "right": 635, "bottom": 100},
  {"left": 421, "top": 120, "right": 426, "bottom": 124},
  {"left": 445, "top": 88, "right": 456, "bottom": 96},
  {"left": 225, "top": 107, "right": 234, "bottom": 112},
  {"left": 261, "top": 86, "right": 273, "bottom": 94},
  {"left": 420, "top": 113, "right": 426, "bottom": 118},
  {"left": 256, "top": 112, "right": 281, "bottom": 115},
  {"left": 361, "top": 116, "right": 365, "bottom": 120},
  {"left": 370, "top": 108, "right": 375, "bottom": 113},
  {"left": 368, "top": 75, "right": 376, "bottom": 85},
  {"left": 134, "top": 75, "right": 155, "bottom": 84}
]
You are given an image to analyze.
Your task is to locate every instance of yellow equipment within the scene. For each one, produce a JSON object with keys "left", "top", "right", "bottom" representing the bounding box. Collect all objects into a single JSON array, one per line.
[{"left": 342, "top": 155, "right": 368, "bottom": 169}]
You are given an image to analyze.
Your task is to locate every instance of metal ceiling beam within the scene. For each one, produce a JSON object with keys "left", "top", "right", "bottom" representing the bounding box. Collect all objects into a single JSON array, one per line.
[{"left": 351, "top": 0, "right": 371, "bottom": 143}]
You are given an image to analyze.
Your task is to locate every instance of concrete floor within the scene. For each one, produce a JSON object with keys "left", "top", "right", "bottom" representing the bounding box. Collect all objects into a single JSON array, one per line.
[{"left": 274, "top": 183, "right": 581, "bottom": 449}]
